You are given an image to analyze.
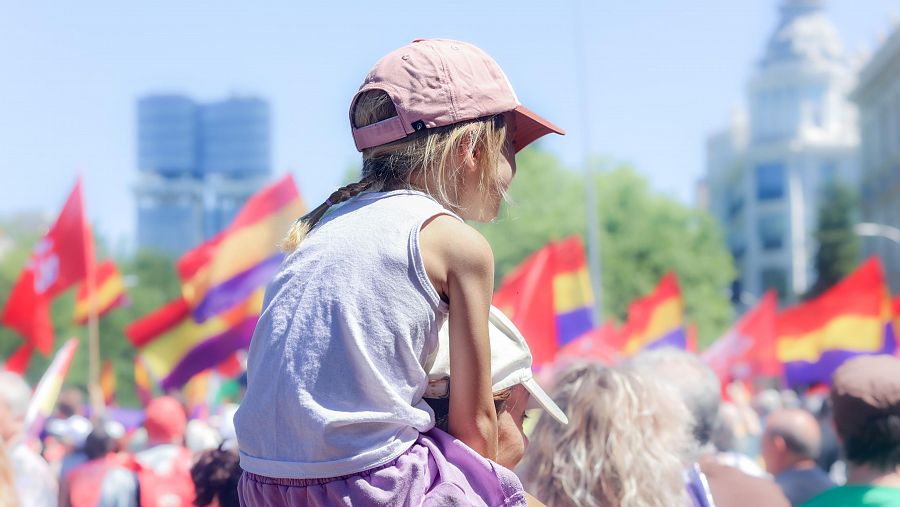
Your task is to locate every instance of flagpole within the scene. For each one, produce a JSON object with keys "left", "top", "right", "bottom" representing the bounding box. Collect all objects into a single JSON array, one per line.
[
  {"left": 574, "top": 0, "right": 604, "bottom": 323},
  {"left": 87, "top": 260, "right": 103, "bottom": 419},
  {"left": 79, "top": 173, "right": 102, "bottom": 419}
]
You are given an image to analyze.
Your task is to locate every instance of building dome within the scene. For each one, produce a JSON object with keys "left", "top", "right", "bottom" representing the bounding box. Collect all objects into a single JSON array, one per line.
[{"left": 760, "top": 0, "right": 845, "bottom": 68}]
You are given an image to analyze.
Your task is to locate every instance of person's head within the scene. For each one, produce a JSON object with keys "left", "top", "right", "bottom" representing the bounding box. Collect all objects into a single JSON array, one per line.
[
  {"left": 425, "top": 306, "right": 568, "bottom": 469},
  {"left": 84, "top": 426, "right": 115, "bottom": 460},
  {"left": 711, "top": 402, "right": 740, "bottom": 453},
  {"left": 761, "top": 408, "right": 822, "bottom": 475},
  {"left": 830, "top": 355, "right": 900, "bottom": 474},
  {"left": 282, "top": 39, "right": 563, "bottom": 251},
  {"left": 424, "top": 384, "right": 531, "bottom": 470},
  {"left": 191, "top": 446, "right": 241, "bottom": 507},
  {"left": 55, "top": 386, "right": 86, "bottom": 418},
  {"left": 144, "top": 396, "right": 187, "bottom": 446},
  {"left": 45, "top": 415, "right": 92, "bottom": 451},
  {"left": 629, "top": 347, "right": 722, "bottom": 448},
  {"left": 0, "top": 372, "right": 31, "bottom": 444},
  {"left": 519, "top": 363, "right": 693, "bottom": 507}
]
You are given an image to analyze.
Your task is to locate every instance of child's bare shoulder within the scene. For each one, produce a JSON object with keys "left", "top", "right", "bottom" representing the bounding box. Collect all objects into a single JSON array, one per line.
[{"left": 420, "top": 215, "right": 493, "bottom": 273}]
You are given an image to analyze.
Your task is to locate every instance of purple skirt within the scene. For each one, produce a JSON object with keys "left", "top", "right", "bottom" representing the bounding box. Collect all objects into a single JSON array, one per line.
[{"left": 238, "top": 428, "right": 527, "bottom": 507}]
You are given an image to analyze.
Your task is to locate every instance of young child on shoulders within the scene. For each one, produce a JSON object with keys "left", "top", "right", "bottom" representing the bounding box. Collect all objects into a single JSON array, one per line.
[{"left": 234, "top": 38, "right": 563, "bottom": 506}]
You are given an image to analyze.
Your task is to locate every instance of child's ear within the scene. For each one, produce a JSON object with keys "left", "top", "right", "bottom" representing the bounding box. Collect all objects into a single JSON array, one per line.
[{"left": 454, "top": 136, "right": 479, "bottom": 173}]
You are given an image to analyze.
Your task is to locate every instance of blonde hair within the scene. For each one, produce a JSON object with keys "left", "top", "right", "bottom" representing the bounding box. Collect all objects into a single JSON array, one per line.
[
  {"left": 281, "top": 89, "right": 509, "bottom": 252},
  {"left": 518, "top": 363, "right": 694, "bottom": 507}
]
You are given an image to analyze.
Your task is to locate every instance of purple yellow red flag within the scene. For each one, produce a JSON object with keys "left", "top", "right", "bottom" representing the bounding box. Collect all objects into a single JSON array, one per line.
[
  {"left": 134, "top": 357, "right": 153, "bottom": 405},
  {"left": 703, "top": 291, "right": 779, "bottom": 383},
  {"left": 893, "top": 295, "right": 900, "bottom": 356},
  {"left": 73, "top": 259, "right": 127, "bottom": 324},
  {"left": 619, "top": 273, "right": 686, "bottom": 356},
  {"left": 1, "top": 180, "right": 94, "bottom": 354},
  {"left": 493, "top": 236, "right": 595, "bottom": 368},
  {"left": 100, "top": 359, "right": 116, "bottom": 406},
  {"left": 24, "top": 338, "right": 79, "bottom": 436},
  {"left": 776, "top": 258, "right": 895, "bottom": 387},
  {"left": 177, "top": 175, "right": 304, "bottom": 323},
  {"left": 125, "top": 290, "right": 262, "bottom": 391}
]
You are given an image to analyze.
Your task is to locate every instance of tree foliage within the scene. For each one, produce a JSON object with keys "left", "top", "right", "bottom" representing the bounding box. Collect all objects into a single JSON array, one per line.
[
  {"left": 476, "top": 149, "right": 735, "bottom": 347},
  {"left": 806, "top": 181, "right": 860, "bottom": 299}
]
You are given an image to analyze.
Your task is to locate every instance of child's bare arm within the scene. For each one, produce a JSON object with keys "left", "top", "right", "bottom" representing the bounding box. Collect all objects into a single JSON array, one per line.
[{"left": 420, "top": 215, "right": 498, "bottom": 461}]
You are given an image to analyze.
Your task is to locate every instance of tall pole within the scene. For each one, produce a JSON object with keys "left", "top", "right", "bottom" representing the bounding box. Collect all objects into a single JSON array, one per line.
[
  {"left": 87, "top": 262, "right": 103, "bottom": 419},
  {"left": 574, "top": 0, "right": 604, "bottom": 323}
]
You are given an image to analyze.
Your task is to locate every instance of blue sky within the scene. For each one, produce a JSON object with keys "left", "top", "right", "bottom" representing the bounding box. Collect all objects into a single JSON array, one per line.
[{"left": 1, "top": 1, "right": 897, "bottom": 248}]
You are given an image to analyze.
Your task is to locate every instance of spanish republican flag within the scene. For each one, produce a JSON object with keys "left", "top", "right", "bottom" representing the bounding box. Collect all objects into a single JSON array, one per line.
[
  {"left": 1, "top": 179, "right": 95, "bottom": 354},
  {"left": 73, "top": 259, "right": 127, "bottom": 324},
  {"left": 893, "top": 296, "right": 900, "bottom": 356},
  {"left": 134, "top": 357, "right": 153, "bottom": 405},
  {"left": 100, "top": 360, "right": 116, "bottom": 405},
  {"left": 619, "top": 273, "right": 686, "bottom": 356},
  {"left": 126, "top": 290, "right": 262, "bottom": 391},
  {"left": 177, "top": 175, "right": 305, "bottom": 323},
  {"left": 493, "top": 236, "right": 596, "bottom": 368},
  {"left": 777, "top": 258, "right": 895, "bottom": 388}
]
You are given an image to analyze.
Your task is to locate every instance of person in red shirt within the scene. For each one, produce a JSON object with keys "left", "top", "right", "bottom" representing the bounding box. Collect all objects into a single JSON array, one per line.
[{"left": 60, "top": 424, "right": 138, "bottom": 507}]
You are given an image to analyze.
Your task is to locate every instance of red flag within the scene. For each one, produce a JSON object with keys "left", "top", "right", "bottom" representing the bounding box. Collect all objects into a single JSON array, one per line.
[
  {"left": 703, "top": 291, "right": 778, "bottom": 383},
  {"left": 3, "top": 343, "right": 34, "bottom": 375},
  {"left": 492, "top": 237, "right": 595, "bottom": 368},
  {"left": 1, "top": 180, "right": 95, "bottom": 354}
]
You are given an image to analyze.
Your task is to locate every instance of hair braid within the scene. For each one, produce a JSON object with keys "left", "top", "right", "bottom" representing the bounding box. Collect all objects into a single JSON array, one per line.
[{"left": 281, "top": 177, "right": 376, "bottom": 253}]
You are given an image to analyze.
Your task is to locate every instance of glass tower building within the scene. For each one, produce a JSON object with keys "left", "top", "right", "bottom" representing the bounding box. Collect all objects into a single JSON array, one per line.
[{"left": 135, "top": 94, "right": 271, "bottom": 257}]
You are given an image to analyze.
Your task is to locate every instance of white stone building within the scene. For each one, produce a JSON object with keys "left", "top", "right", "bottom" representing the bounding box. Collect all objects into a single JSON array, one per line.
[
  {"left": 706, "top": 0, "right": 859, "bottom": 304},
  {"left": 852, "top": 24, "right": 900, "bottom": 292}
]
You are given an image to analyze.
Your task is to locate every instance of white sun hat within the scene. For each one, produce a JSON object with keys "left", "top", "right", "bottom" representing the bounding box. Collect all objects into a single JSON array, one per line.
[{"left": 425, "top": 306, "right": 568, "bottom": 425}]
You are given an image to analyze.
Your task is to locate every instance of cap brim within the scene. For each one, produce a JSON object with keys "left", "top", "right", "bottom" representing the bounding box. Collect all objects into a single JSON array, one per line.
[
  {"left": 512, "top": 105, "right": 565, "bottom": 153},
  {"left": 522, "top": 377, "right": 568, "bottom": 425}
]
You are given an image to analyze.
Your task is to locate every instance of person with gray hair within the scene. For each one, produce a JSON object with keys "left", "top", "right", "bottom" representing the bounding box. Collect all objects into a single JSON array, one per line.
[
  {"left": 0, "top": 371, "right": 57, "bottom": 507},
  {"left": 630, "top": 348, "right": 789, "bottom": 507},
  {"left": 761, "top": 408, "right": 834, "bottom": 506}
]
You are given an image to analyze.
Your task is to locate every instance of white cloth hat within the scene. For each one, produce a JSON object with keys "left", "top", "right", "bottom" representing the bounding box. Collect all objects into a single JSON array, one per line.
[
  {"left": 46, "top": 415, "right": 93, "bottom": 447},
  {"left": 426, "top": 306, "right": 568, "bottom": 425}
]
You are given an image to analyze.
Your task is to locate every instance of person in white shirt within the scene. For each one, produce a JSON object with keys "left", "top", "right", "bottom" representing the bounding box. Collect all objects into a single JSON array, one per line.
[{"left": 0, "top": 371, "right": 57, "bottom": 507}]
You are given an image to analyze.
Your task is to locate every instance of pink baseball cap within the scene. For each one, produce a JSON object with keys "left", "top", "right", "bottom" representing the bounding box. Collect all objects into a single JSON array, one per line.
[{"left": 351, "top": 39, "right": 564, "bottom": 152}]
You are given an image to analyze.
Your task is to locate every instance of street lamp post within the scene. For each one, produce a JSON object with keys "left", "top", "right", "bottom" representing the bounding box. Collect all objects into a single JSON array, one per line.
[
  {"left": 854, "top": 222, "right": 900, "bottom": 245},
  {"left": 573, "top": 0, "right": 604, "bottom": 324}
]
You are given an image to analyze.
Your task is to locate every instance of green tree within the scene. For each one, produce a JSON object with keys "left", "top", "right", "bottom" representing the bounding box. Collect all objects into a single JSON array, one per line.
[
  {"left": 476, "top": 149, "right": 735, "bottom": 347},
  {"left": 806, "top": 181, "right": 860, "bottom": 299}
]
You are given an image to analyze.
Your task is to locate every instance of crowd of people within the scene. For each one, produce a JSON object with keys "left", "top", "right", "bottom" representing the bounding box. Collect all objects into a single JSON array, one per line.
[
  {"left": 0, "top": 374, "right": 243, "bottom": 507},
  {"left": 2, "top": 329, "right": 899, "bottom": 506}
]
